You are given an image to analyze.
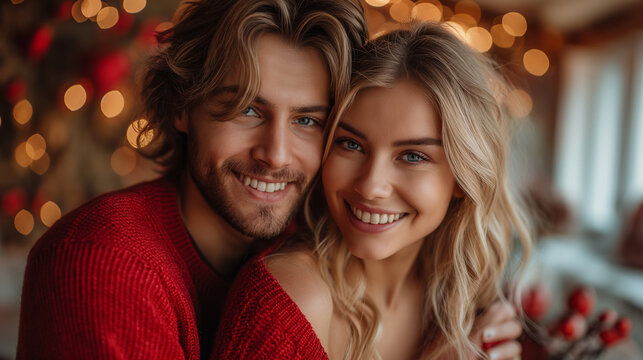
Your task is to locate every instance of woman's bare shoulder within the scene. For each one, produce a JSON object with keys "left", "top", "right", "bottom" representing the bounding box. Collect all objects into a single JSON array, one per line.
[{"left": 264, "top": 250, "right": 333, "bottom": 346}]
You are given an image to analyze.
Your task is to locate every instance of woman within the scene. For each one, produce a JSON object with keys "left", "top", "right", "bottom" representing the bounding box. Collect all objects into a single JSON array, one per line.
[{"left": 214, "top": 23, "right": 531, "bottom": 360}]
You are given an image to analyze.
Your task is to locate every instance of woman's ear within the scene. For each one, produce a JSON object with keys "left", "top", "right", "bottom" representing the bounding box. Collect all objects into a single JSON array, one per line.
[
  {"left": 453, "top": 185, "right": 465, "bottom": 199},
  {"left": 174, "top": 112, "right": 188, "bottom": 133}
]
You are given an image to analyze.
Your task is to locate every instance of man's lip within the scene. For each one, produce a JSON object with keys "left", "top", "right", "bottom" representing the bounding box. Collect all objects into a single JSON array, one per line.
[
  {"left": 234, "top": 173, "right": 291, "bottom": 202},
  {"left": 234, "top": 171, "right": 291, "bottom": 184}
]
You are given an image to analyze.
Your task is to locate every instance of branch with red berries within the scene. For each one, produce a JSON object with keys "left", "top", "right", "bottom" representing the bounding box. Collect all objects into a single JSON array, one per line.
[{"left": 520, "top": 285, "right": 633, "bottom": 359}]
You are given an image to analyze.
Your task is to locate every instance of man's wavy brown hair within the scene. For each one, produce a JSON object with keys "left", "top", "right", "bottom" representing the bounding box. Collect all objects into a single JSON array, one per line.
[{"left": 137, "top": 0, "right": 368, "bottom": 177}]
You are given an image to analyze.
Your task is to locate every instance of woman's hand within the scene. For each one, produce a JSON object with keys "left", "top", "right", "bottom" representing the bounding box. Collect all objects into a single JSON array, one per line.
[{"left": 472, "top": 301, "right": 523, "bottom": 360}]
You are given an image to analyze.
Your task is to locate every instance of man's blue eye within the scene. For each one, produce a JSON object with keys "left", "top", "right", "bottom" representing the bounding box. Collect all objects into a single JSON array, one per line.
[
  {"left": 346, "top": 141, "right": 360, "bottom": 150},
  {"left": 242, "top": 107, "right": 259, "bottom": 117},
  {"left": 296, "top": 117, "right": 317, "bottom": 126}
]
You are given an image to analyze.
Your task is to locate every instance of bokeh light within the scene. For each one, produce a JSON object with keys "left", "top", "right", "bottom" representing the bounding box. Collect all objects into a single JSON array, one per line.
[
  {"left": 443, "top": 21, "right": 466, "bottom": 41},
  {"left": 14, "top": 143, "right": 32, "bottom": 168},
  {"left": 490, "top": 24, "right": 515, "bottom": 48},
  {"left": 27, "top": 134, "right": 47, "bottom": 160},
  {"left": 80, "top": 0, "right": 102, "bottom": 18},
  {"left": 389, "top": 0, "right": 414, "bottom": 23},
  {"left": 71, "top": 1, "right": 88, "bottom": 23},
  {"left": 64, "top": 84, "right": 87, "bottom": 111},
  {"left": 97, "top": 6, "right": 119, "bottom": 29},
  {"left": 30, "top": 153, "right": 51, "bottom": 175},
  {"left": 412, "top": 3, "right": 442, "bottom": 22},
  {"left": 13, "top": 99, "right": 33, "bottom": 125},
  {"left": 451, "top": 13, "right": 477, "bottom": 28},
  {"left": 502, "top": 12, "right": 527, "bottom": 37},
  {"left": 14, "top": 209, "right": 34, "bottom": 236},
  {"left": 507, "top": 88, "right": 534, "bottom": 118},
  {"left": 100, "top": 90, "right": 125, "bottom": 118},
  {"left": 127, "top": 119, "right": 154, "bottom": 148},
  {"left": 365, "top": 0, "right": 390, "bottom": 7},
  {"left": 454, "top": 0, "right": 481, "bottom": 22},
  {"left": 466, "top": 27, "right": 492, "bottom": 52},
  {"left": 123, "top": 0, "right": 147, "bottom": 14},
  {"left": 523, "top": 49, "right": 550, "bottom": 76},
  {"left": 111, "top": 146, "right": 136, "bottom": 176},
  {"left": 40, "top": 201, "right": 62, "bottom": 227}
]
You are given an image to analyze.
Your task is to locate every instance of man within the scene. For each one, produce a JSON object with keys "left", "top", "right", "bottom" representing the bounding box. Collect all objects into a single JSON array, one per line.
[{"left": 17, "top": 0, "right": 368, "bottom": 358}]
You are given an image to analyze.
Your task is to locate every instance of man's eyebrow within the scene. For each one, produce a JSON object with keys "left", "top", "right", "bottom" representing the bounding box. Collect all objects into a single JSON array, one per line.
[
  {"left": 214, "top": 85, "right": 329, "bottom": 114},
  {"left": 338, "top": 122, "right": 442, "bottom": 146}
]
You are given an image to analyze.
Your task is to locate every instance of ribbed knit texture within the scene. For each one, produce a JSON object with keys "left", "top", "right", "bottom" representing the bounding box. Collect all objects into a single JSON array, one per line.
[
  {"left": 212, "top": 254, "right": 328, "bottom": 360},
  {"left": 17, "top": 177, "right": 227, "bottom": 359}
]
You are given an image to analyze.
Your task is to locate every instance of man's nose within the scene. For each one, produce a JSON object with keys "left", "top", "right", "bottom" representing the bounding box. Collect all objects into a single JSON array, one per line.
[{"left": 251, "top": 119, "right": 293, "bottom": 169}]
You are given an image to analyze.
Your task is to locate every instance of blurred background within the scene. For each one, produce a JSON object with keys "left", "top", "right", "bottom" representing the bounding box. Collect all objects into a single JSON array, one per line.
[{"left": 0, "top": 0, "right": 641, "bottom": 358}]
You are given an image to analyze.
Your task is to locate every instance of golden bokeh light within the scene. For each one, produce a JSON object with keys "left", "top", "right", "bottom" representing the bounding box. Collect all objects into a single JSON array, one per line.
[
  {"left": 71, "top": 1, "right": 88, "bottom": 23},
  {"left": 450, "top": 13, "right": 477, "bottom": 28},
  {"left": 100, "top": 90, "right": 125, "bottom": 118},
  {"left": 365, "top": 0, "right": 390, "bottom": 7},
  {"left": 13, "top": 99, "right": 33, "bottom": 125},
  {"left": 454, "top": 0, "right": 481, "bottom": 22},
  {"left": 41, "top": 201, "right": 62, "bottom": 228},
  {"left": 0, "top": 116, "right": 2, "bottom": 127},
  {"left": 502, "top": 12, "right": 527, "bottom": 37},
  {"left": 14, "top": 209, "right": 34, "bottom": 236},
  {"left": 64, "top": 84, "right": 87, "bottom": 111},
  {"left": 127, "top": 119, "right": 154, "bottom": 148},
  {"left": 15, "top": 142, "right": 33, "bottom": 168},
  {"left": 412, "top": 3, "right": 442, "bottom": 22},
  {"left": 97, "top": 6, "right": 119, "bottom": 29},
  {"left": 465, "top": 27, "right": 492, "bottom": 52},
  {"left": 123, "top": 0, "right": 147, "bottom": 14},
  {"left": 27, "top": 134, "right": 46, "bottom": 160},
  {"left": 490, "top": 24, "right": 514, "bottom": 48},
  {"left": 441, "top": 6, "right": 454, "bottom": 21},
  {"left": 11, "top": 0, "right": 24, "bottom": 4},
  {"left": 523, "top": 49, "right": 550, "bottom": 76},
  {"left": 507, "top": 88, "right": 534, "bottom": 118},
  {"left": 111, "top": 146, "right": 137, "bottom": 176},
  {"left": 443, "top": 21, "right": 466, "bottom": 41},
  {"left": 30, "top": 153, "right": 50, "bottom": 175},
  {"left": 389, "top": 0, "right": 414, "bottom": 23},
  {"left": 80, "top": 0, "right": 102, "bottom": 18}
]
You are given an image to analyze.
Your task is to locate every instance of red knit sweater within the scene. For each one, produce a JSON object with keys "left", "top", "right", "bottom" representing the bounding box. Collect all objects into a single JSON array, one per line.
[
  {"left": 212, "top": 254, "right": 328, "bottom": 360},
  {"left": 17, "top": 178, "right": 227, "bottom": 359}
]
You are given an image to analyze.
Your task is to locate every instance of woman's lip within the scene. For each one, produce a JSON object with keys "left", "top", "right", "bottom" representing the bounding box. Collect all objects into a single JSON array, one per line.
[
  {"left": 344, "top": 199, "right": 404, "bottom": 216},
  {"left": 345, "top": 202, "right": 402, "bottom": 233}
]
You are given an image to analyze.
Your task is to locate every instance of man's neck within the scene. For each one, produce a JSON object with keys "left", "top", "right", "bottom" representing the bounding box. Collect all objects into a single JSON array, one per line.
[{"left": 177, "top": 173, "right": 254, "bottom": 279}]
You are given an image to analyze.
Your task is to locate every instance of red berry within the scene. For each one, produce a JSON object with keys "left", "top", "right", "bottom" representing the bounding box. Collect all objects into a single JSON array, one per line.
[
  {"left": 615, "top": 317, "right": 632, "bottom": 337},
  {"left": 521, "top": 284, "right": 550, "bottom": 320},
  {"left": 567, "top": 286, "right": 594, "bottom": 317},
  {"left": 598, "top": 309, "right": 618, "bottom": 325},
  {"left": 600, "top": 329, "right": 621, "bottom": 347},
  {"left": 560, "top": 314, "right": 586, "bottom": 341}
]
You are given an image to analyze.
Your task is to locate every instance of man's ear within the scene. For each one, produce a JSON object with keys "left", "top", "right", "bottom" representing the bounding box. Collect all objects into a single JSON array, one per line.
[{"left": 174, "top": 112, "right": 188, "bottom": 133}]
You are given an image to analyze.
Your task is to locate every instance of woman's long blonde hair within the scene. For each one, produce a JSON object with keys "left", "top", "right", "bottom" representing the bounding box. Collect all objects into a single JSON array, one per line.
[{"left": 295, "top": 23, "right": 532, "bottom": 359}]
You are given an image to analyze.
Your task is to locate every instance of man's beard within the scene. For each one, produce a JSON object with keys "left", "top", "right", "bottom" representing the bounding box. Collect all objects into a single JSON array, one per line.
[{"left": 187, "top": 142, "right": 312, "bottom": 240}]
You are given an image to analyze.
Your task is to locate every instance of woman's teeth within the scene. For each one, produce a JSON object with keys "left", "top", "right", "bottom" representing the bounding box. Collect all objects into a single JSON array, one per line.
[
  {"left": 349, "top": 205, "right": 403, "bottom": 225},
  {"left": 239, "top": 174, "right": 287, "bottom": 193}
]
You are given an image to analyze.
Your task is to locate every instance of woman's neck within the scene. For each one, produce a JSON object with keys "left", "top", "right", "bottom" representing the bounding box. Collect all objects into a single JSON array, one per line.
[{"left": 360, "top": 240, "right": 424, "bottom": 310}]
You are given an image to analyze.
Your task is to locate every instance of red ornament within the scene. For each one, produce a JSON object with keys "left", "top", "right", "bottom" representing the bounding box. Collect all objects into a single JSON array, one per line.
[
  {"left": 567, "top": 286, "right": 594, "bottom": 317},
  {"left": 6, "top": 80, "right": 27, "bottom": 104},
  {"left": 2, "top": 188, "right": 27, "bottom": 217},
  {"left": 92, "top": 51, "right": 131, "bottom": 93},
  {"left": 521, "top": 284, "right": 551, "bottom": 320},
  {"left": 615, "top": 317, "right": 632, "bottom": 337},
  {"left": 29, "top": 25, "right": 54, "bottom": 61}
]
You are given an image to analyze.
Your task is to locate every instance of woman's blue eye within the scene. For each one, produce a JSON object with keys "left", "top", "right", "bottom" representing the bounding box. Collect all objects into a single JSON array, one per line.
[
  {"left": 401, "top": 152, "right": 427, "bottom": 163},
  {"left": 242, "top": 107, "right": 259, "bottom": 117}
]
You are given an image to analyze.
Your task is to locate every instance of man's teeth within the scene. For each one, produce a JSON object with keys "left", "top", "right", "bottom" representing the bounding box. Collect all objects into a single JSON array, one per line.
[
  {"left": 350, "top": 205, "right": 402, "bottom": 225},
  {"left": 239, "top": 174, "right": 287, "bottom": 193}
]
